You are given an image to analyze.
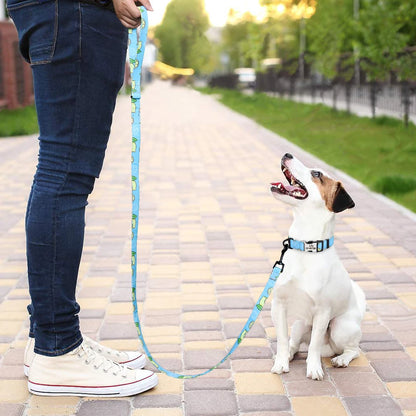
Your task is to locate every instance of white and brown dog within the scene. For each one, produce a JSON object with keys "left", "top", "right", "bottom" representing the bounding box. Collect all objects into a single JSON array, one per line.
[{"left": 270, "top": 153, "right": 366, "bottom": 380}]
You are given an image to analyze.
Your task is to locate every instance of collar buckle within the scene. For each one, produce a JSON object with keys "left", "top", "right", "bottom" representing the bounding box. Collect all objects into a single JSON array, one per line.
[
  {"left": 304, "top": 241, "right": 319, "bottom": 252},
  {"left": 288, "top": 237, "right": 334, "bottom": 253}
]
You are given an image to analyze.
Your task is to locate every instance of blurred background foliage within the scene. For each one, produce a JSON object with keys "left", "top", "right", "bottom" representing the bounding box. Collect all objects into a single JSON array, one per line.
[{"left": 153, "top": 0, "right": 416, "bottom": 81}]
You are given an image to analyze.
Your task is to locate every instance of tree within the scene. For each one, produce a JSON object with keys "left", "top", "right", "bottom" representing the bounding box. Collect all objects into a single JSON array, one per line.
[
  {"left": 307, "top": 0, "right": 355, "bottom": 80},
  {"left": 221, "top": 14, "right": 256, "bottom": 69},
  {"left": 358, "top": 0, "right": 408, "bottom": 82},
  {"left": 357, "top": 0, "right": 412, "bottom": 118},
  {"left": 260, "top": 0, "right": 316, "bottom": 19},
  {"left": 357, "top": 0, "right": 416, "bottom": 81},
  {"left": 239, "top": 18, "right": 266, "bottom": 69},
  {"left": 221, "top": 6, "right": 300, "bottom": 72},
  {"left": 261, "top": 0, "right": 316, "bottom": 73},
  {"left": 288, "top": 0, "right": 352, "bottom": 109},
  {"left": 221, "top": 10, "right": 276, "bottom": 71},
  {"left": 155, "top": 0, "right": 211, "bottom": 73}
]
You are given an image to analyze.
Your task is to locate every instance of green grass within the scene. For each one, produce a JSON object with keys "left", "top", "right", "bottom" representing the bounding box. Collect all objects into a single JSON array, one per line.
[
  {"left": 0, "top": 105, "right": 38, "bottom": 137},
  {"left": 198, "top": 87, "right": 416, "bottom": 213}
]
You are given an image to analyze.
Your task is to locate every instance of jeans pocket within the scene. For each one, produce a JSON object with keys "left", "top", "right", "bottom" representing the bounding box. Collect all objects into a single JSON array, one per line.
[{"left": 7, "top": 0, "right": 58, "bottom": 65}]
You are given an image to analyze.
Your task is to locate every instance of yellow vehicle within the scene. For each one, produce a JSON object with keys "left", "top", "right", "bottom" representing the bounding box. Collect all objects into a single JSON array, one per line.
[{"left": 151, "top": 61, "right": 194, "bottom": 83}]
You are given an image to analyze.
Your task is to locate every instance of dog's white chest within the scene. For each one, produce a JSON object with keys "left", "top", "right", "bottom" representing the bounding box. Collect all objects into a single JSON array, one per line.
[{"left": 274, "top": 251, "right": 351, "bottom": 322}]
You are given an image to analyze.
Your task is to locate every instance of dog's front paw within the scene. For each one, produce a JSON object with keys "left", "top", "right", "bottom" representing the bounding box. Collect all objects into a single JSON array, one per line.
[
  {"left": 306, "top": 361, "right": 324, "bottom": 380},
  {"left": 271, "top": 357, "right": 289, "bottom": 374}
]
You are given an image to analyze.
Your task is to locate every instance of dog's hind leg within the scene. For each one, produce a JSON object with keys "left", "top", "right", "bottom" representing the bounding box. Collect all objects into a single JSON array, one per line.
[
  {"left": 289, "top": 320, "right": 311, "bottom": 361},
  {"left": 329, "top": 316, "right": 362, "bottom": 367},
  {"left": 332, "top": 348, "right": 360, "bottom": 367},
  {"left": 320, "top": 330, "right": 336, "bottom": 358}
]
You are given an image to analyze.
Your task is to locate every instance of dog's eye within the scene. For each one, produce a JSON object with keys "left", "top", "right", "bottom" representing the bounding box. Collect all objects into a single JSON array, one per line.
[{"left": 311, "top": 170, "right": 322, "bottom": 179}]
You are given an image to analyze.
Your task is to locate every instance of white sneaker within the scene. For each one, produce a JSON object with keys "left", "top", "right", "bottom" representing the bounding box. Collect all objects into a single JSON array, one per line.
[
  {"left": 24, "top": 336, "right": 146, "bottom": 376},
  {"left": 28, "top": 342, "right": 158, "bottom": 397}
]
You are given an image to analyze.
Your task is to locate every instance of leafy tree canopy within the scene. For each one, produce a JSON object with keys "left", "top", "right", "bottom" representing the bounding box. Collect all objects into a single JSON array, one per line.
[
  {"left": 155, "top": 0, "right": 211, "bottom": 73},
  {"left": 358, "top": 0, "right": 416, "bottom": 81}
]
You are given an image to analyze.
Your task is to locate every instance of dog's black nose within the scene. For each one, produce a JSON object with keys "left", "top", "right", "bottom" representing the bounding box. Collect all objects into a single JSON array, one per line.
[{"left": 284, "top": 153, "right": 293, "bottom": 160}]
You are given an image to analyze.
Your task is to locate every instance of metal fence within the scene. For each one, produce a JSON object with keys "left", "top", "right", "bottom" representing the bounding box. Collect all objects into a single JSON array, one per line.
[
  {"left": 209, "top": 74, "right": 238, "bottom": 90},
  {"left": 210, "top": 70, "right": 416, "bottom": 125}
]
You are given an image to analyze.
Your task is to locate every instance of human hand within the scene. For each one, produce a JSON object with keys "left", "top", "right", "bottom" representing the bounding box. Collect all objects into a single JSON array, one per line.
[{"left": 113, "top": 0, "right": 153, "bottom": 29}]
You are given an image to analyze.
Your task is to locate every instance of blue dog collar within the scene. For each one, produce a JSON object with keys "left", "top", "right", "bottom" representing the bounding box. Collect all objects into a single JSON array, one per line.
[{"left": 288, "top": 236, "right": 334, "bottom": 253}]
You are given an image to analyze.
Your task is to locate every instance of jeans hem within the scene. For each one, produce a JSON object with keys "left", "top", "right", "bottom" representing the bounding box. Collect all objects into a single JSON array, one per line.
[{"left": 34, "top": 335, "right": 83, "bottom": 357}]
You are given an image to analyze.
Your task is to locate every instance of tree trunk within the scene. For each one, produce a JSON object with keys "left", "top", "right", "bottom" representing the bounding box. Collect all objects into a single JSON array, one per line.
[
  {"left": 311, "top": 79, "right": 316, "bottom": 103},
  {"left": 401, "top": 80, "right": 410, "bottom": 128},
  {"left": 345, "top": 83, "right": 351, "bottom": 114},
  {"left": 289, "top": 77, "right": 295, "bottom": 97},
  {"left": 370, "top": 81, "right": 377, "bottom": 118}
]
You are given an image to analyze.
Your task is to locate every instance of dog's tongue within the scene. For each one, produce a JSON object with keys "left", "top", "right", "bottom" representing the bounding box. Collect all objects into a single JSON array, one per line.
[
  {"left": 271, "top": 182, "right": 297, "bottom": 191},
  {"left": 271, "top": 182, "right": 307, "bottom": 198}
]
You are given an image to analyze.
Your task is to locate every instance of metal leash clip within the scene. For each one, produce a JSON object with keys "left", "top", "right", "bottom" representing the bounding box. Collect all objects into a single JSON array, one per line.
[{"left": 273, "top": 238, "right": 290, "bottom": 273}]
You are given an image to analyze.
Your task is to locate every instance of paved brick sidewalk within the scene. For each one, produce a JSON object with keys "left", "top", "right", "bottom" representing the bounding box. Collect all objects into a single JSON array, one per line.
[{"left": 0, "top": 80, "right": 415, "bottom": 416}]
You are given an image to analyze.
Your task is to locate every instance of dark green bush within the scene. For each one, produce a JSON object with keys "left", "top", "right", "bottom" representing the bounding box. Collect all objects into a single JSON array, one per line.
[{"left": 373, "top": 175, "right": 416, "bottom": 194}]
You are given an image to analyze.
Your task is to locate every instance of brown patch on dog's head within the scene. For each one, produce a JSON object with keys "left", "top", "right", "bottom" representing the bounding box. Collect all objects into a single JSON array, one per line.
[{"left": 312, "top": 173, "right": 355, "bottom": 213}]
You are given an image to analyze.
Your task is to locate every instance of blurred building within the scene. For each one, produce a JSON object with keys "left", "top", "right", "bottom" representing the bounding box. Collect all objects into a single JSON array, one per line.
[{"left": 0, "top": 20, "right": 33, "bottom": 109}]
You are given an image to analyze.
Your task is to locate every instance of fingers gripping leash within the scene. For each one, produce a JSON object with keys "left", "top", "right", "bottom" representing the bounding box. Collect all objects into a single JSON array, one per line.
[{"left": 129, "top": 10, "right": 286, "bottom": 378}]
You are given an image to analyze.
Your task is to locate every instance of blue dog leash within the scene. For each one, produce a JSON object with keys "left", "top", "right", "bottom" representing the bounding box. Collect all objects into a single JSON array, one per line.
[
  {"left": 128, "top": 12, "right": 284, "bottom": 378},
  {"left": 129, "top": 12, "right": 331, "bottom": 379}
]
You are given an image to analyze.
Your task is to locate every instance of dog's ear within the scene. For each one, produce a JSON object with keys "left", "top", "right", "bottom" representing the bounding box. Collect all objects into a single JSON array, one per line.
[{"left": 331, "top": 182, "right": 355, "bottom": 213}]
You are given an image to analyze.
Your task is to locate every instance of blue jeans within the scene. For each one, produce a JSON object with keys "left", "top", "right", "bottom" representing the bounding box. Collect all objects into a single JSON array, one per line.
[{"left": 7, "top": 0, "right": 128, "bottom": 356}]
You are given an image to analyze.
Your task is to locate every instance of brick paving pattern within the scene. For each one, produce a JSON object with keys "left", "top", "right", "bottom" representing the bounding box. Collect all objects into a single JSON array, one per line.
[{"left": 0, "top": 80, "right": 415, "bottom": 416}]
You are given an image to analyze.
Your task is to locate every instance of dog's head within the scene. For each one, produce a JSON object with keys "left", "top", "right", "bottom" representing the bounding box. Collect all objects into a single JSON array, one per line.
[{"left": 270, "top": 153, "right": 355, "bottom": 213}]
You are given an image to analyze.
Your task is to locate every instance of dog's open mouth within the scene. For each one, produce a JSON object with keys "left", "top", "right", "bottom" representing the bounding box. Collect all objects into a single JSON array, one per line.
[{"left": 271, "top": 162, "right": 308, "bottom": 200}]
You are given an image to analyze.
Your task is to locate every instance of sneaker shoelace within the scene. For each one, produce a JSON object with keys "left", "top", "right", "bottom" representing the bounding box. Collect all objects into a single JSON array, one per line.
[
  {"left": 76, "top": 344, "right": 128, "bottom": 378},
  {"left": 84, "top": 336, "right": 125, "bottom": 360}
]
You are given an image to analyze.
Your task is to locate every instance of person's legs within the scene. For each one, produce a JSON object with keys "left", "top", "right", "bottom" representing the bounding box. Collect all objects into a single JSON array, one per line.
[
  {"left": 7, "top": 0, "right": 158, "bottom": 396},
  {"left": 8, "top": 0, "right": 128, "bottom": 356}
]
